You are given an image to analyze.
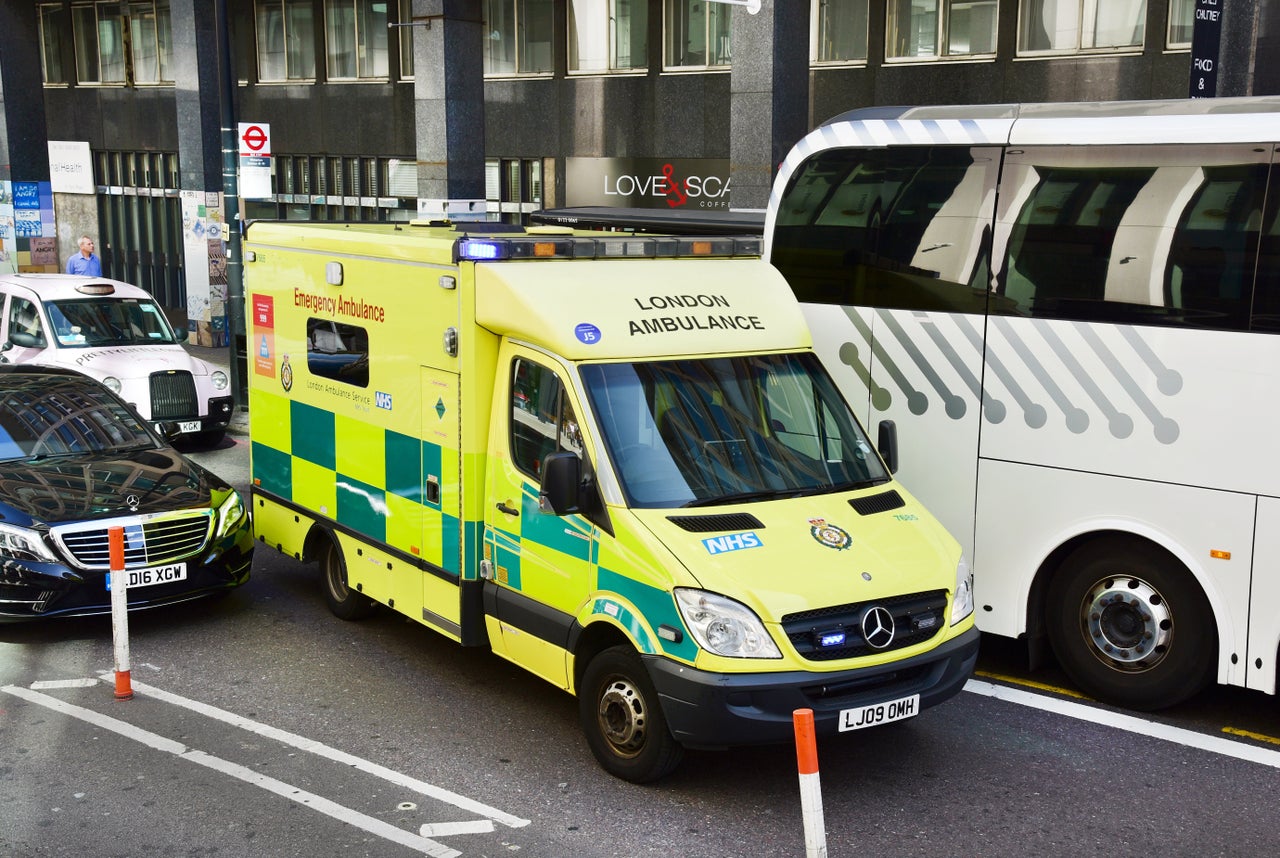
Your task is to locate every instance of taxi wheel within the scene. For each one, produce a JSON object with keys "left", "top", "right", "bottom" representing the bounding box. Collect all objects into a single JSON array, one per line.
[
  {"left": 578, "top": 646, "right": 684, "bottom": 783},
  {"left": 1046, "top": 538, "right": 1215, "bottom": 711},
  {"left": 320, "top": 537, "right": 376, "bottom": 621}
]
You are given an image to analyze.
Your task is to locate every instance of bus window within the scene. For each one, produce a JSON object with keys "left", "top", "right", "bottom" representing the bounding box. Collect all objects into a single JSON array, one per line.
[
  {"left": 1250, "top": 162, "right": 1280, "bottom": 333},
  {"left": 994, "top": 145, "right": 1267, "bottom": 330},
  {"left": 771, "top": 145, "right": 999, "bottom": 314}
]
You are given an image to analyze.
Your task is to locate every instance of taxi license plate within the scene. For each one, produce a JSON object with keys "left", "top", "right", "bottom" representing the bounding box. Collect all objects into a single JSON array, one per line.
[
  {"left": 177, "top": 420, "right": 201, "bottom": 433},
  {"left": 106, "top": 563, "right": 188, "bottom": 590},
  {"left": 838, "top": 693, "right": 919, "bottom": 732}
]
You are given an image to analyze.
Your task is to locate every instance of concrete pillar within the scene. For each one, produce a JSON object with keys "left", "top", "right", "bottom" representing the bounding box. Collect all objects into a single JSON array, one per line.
[
  {"left": 0, "top": 2, "right": 53, "bottom": 273},
  {"left": 413, "top": 0, "right": 487, "bottom": 211},
  {"left": 729, "top": 2, "right": 809, "bottom": 211}
]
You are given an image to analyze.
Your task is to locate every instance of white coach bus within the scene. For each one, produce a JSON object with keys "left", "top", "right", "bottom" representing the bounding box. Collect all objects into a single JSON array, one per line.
[{"left": 764, "top": 97, "right": 1280, "bottom": 710}]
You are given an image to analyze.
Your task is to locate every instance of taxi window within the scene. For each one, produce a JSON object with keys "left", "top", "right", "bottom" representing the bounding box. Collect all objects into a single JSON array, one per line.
[{"left": 7, "top": 297, "right": 47, "bottom": 347}]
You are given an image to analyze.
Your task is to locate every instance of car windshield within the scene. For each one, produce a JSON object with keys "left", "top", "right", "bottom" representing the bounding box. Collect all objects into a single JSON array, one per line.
[
  {"left": 0, "top": 376, "right": 157, "bottom": 461},
  {"left": 580, "top": 352, "right": 888, "bottom": 509},
  {"left": 46, "top": 297, "right": 179, "bottom": 347}
]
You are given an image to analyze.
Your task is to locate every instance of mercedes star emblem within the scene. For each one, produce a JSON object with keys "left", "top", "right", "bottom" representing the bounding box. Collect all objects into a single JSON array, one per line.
[{"left": 861, "top": 605, "right": 895, "bottom": 649}]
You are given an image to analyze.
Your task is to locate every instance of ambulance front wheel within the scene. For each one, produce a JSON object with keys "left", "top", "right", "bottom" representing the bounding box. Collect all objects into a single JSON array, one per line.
[
  {"left": 578, "top": 646, "right": 684, "bottom": 783},
  {"left": 320, "top": 536, "right": 376, "bottom": 621}
]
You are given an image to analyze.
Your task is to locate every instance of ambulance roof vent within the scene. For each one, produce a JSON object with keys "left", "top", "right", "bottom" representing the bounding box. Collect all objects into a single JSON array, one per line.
[{"left": 666, "top": 513, "right": 764, "bottom": 533}]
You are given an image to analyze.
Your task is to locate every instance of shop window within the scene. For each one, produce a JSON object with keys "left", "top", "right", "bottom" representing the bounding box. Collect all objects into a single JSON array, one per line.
[
  {"left": 486, "top": 158, "right": 544, "bottom": 224},
  {"left": 665, "top": 0, "right": 732, "bottom": 69},
  {"left": 325, "top": 0, "right": 389, "bottom": 80},
  {"left": 484, "top": 0, "right": 554, "bottom": 76},
  {"left": 569, "top": 0, "right": 648, "bottom": 73},
  {"left": 813, "top": 0, "right": 869, "bottom": 64},
  {"left": 1017, "top": 0, "right": 1145, "bottom": 55},
  {"left": 39, "top": 4, "right": 69, "bottom": 84},
  {"left": 257, "top": 0, "right": 317, "bottom": 81},
  {"left": 886, "top": 0, "right": 998, "bottom": 60}
]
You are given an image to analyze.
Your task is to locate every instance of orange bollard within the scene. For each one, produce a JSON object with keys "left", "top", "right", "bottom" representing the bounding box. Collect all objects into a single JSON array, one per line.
[
  {"left": 793, "top": 708, "right": 827, "bottom": 857},
  {"left": 108, "top": 526, "right": 133, "bottom": 700}
]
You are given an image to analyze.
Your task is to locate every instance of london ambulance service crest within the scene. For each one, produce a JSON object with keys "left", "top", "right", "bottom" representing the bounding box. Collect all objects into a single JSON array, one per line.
[{"left": 809, "top": 518, "right": 852, "bottom": 551}]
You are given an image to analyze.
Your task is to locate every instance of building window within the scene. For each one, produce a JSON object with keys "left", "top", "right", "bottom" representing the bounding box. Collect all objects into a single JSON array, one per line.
[
  {"left": 569, "top": 0, "right": 648, "bottom": 73},
  {"left": 325, "top": 0, "right": 389, "bottom": 80},
  {"left": 128, "top": 1, "right": 173, "bottom": 84},
  {"left": 886, "top": 0, "right": 998, "bottom": 60},
  {"left": 486, "top": 158, "right": 544, "bottom": 223},
  {"left": 39, "top": 4, "right": 69, "bottom": 84},
  {"left": 484, "top": 0, "right": 554, "bottom": 76},
  {"left": 399, "top": 0, "right": 414, "bottom": 77},
  {"left": 72, "top": 2, "right": 126, "bottom": 83},
  {"left": 1167, "top": 0, "right": 1193, "bottom": 48},
  {"left": 1017, "top": 0, "right": 1145, "bottom": 54},
  {"left": 257, "top": 0, "right": 317, "bottom": 81},
  {"left": 813, "top": 0, "right": 869, "bottom": 64},
  {"left": 665, "top": 0, "right": 732, "bottom": 68}
]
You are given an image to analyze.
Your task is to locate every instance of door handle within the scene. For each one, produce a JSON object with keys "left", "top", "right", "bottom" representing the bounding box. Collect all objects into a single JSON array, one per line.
[{"left": 496, "top": 501, "right": 519, "bottom": 517}]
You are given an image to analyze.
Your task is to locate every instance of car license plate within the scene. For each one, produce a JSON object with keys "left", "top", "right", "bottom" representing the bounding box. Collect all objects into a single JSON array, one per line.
[
  {"left": 177, "top": 420, "right": 201, "bottom": 433},
  {"left": 838, "top": 693, "right": 919, "bottom": 732},
  {"left": 106, "top": 563, "right": 188, "bottom": 590}
]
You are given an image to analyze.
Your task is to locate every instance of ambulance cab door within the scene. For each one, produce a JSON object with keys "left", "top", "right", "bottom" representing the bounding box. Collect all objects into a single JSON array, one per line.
[
  {"left": 417, "top": 366, "right": 463, "bottom": 637},
  {"left": 484, "top": 346, "right": 598, "bottom": 690}
]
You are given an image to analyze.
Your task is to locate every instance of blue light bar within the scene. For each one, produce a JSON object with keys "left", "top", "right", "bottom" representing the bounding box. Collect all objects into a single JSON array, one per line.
[
  {"left": 459, "top": 240, "right": 504, "bottom": 260},
  {"left": 819, "top": 630, "right": 847, "bottom": 648}
]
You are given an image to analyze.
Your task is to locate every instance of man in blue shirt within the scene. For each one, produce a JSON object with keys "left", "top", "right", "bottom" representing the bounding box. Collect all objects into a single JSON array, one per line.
[{"left": 65, "top": 235, "right": 102, "bottom": 276}]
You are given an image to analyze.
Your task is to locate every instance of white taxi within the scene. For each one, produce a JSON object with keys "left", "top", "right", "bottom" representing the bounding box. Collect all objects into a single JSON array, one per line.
[{"left": 0, "top": 273, "right": 234, "bottom": 446}]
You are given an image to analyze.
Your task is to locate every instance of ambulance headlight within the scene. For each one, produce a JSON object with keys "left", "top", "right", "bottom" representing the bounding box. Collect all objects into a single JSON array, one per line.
[
  {"left": 212, "top": 370, "right": 229, "bottom": 391},
  {"left": 950, "top": 554, "right": 974, "bottom": 625},
  {"left": 674, "top": 588, "right": 781, "bottom": 659},
  {"left": 102, "top": 376, "right": 122, "bottom": 394}
]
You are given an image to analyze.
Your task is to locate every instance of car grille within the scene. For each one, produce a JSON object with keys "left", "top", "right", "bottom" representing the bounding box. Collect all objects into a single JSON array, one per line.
[
  {"left": 150, "top": 370, "right": 198, "bottom": 419},
  {"left": 781, "top": 590, "right": 949, "bottom": 661},
  {"left": 52, "top": 512, "right": 214, "bottom": 570}
]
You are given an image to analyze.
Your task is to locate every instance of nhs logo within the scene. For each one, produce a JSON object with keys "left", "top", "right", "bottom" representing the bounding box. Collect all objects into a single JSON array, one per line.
[
  {"left": 702, "top": 532, "right": 763, "bottom": 555},
  {"left": 375, "top": 391, "right": 393, "bottom": 410}
]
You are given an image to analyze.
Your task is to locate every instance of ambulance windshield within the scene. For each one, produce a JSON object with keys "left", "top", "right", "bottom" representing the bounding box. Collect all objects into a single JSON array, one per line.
[
  {"left": 581, "top": 352, "right": 888, "bottom": 509},
  {"left": 46, "top": 298, "right": 180, "bottom": 348}
]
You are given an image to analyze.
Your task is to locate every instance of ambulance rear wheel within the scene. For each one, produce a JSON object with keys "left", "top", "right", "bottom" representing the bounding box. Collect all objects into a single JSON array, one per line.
[
  {"left": 579, "top": 646, "right": 683, "bottom": 783},
  {"left": 320, "top": 537, "right": 375, "bottom": 621}
]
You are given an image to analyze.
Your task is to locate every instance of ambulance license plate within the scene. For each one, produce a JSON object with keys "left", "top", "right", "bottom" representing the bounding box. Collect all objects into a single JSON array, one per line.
[
  {"left": 838, "top": 693, "right": 919, "bottom": 732},
  {"left": 106, "top": 563, "right": 188, "bottom": 590},
  {"left": 177, "top": 421, "right": 201, "bottom": 433}
]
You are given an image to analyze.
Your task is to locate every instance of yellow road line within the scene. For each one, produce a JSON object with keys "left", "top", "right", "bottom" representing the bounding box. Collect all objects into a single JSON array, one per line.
[
  {"left": 1223, "top": 726, "right": 1280, "bottom": 746},
  {"left": 974, "top": 669, "right": 1091, "bottom": 700}
]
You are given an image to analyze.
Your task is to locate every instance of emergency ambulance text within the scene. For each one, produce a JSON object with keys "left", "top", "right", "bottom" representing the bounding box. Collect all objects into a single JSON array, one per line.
[
  {"left": 629, "top": 292, "right": 764, "bottom": 337},
  {"left": 294, "top": 288, "right": 387, "bottom": 323}
]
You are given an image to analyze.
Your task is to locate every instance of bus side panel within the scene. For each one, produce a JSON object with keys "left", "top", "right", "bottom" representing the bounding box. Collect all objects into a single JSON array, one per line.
[
  {"left": 974, "top": 458, "right": 1253, "bottom": 687},
  {"left": 1248, "top": 497, "right": 1280, "bottom": 694}
]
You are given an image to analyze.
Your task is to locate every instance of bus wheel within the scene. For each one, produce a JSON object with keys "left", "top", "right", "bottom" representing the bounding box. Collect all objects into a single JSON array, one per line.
[
  {"left": 578, "top": 646, "right": 684, "bottom": 783},
  {"left": 320, "top": 536, "right": 375, "bottom": 621},
  {"left": 1047, "top": 539, "right": 1215, "bottom": 710}
]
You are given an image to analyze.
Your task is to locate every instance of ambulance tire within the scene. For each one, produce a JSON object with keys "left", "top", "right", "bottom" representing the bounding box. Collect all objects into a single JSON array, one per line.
[
  {"left": 1046, "top": 537, "right": 1215, "bottom": 711},
  {"left": 578, "top": 646, "right": 684, "bottom": 783},
  {"left": 320, "top": 537, "right": 376, "bottom": 621}
]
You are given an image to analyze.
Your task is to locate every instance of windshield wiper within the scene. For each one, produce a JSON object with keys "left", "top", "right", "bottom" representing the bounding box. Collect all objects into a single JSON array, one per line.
[{"left": 682, "top": 489, "right": 806, "bottom": 508}]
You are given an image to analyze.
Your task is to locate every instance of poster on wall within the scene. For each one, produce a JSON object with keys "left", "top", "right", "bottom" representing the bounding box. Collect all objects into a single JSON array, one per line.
[
  {"left": 566, "top": 157, "right": 732, "bottom": 210},
  {"left": 0, "top": 181, "right": 14, "bottom": 274}
]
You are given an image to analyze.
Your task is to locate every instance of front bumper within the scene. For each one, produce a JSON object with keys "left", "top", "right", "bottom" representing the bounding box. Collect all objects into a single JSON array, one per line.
[{"left": 646, "top": 625, "right": 980, "bottom": 749}]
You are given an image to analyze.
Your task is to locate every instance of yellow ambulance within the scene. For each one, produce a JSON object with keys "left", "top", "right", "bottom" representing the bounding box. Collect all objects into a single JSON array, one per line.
[{"left": 243, "top": 220, "right": 978, "bottom": 782}]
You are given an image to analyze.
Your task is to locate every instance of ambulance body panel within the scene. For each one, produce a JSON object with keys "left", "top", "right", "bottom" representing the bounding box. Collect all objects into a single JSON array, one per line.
[
  {"left": 244, "top": 220, "right": 977, "bottom": 782},
  {"left": 0, "top": 273, "right": 234, "bottom": 443}
]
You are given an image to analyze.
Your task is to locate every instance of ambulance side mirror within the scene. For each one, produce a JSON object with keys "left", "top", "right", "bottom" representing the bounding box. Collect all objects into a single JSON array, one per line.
[
  {"left": 539, "top": 452, "right": 582, "bottom": 516},
  {"left": 877, "top": 420, "right": 899, "bottom": 475}
]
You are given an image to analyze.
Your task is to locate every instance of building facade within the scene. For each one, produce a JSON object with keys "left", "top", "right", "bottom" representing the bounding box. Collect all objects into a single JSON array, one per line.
[{"left": 2, "top": 0, "right": 1278, "bottom": 357}]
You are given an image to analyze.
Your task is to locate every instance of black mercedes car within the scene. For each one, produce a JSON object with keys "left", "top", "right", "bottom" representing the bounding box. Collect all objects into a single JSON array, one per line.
[{"left": 0, "top": 365, "right": 252, "bottom": 619}]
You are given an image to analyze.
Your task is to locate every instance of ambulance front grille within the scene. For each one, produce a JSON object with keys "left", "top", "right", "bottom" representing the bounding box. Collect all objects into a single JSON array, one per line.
[
  {"left": 781, "top": 590, "right": 948, "bottom": 661},
  {"left": 150, "top": 370, "right": 198, "bottom": 419},
  {"left": 54, "top": 512, "right": 213, "bottom": 570}
]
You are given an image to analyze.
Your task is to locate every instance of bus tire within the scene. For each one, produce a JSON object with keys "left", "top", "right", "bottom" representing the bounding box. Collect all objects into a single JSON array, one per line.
[
  {"left": 1046, "top": 538, "right": 1215, "bottom": 710},
  {"left": 578, "top": 646, "right": 684, "bottom": 783},
  {"left": 320, "top": 536, "right": 376, "bottom": 621}
]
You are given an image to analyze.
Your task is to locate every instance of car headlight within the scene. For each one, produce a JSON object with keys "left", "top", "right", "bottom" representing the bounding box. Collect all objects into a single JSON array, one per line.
[
  {"left": 950, "top": 554, "right": 974, "bottom": 625},
  {"left": 102, "top": 376, "right": 122, "bottom": 394},
  {"left": 212, "top": 370, "right": 229, "bottom": 391},
  {"left": 0, "top": 522, "right": 58, "bottom": 563},
  {"left": 215, "top": 490, "right": 246, "bottom": 538},
  {"left": 674, "top": 588, "right": 781, "bottom": 659}
]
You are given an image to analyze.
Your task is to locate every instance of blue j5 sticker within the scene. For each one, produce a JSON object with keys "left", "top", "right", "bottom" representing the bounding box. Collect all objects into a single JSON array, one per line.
[
  {"left": 575, "top": 323, "right": 601, "bottom": 345},
  {"left": 702, "top": 532, "right": 763, "bottom": 555}
]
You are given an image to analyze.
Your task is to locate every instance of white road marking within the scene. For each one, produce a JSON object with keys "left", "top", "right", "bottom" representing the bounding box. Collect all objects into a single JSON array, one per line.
[
  {"left": 421, "top": 821, "right": 497, "bottom": 837},
  {"left": 111, "top": 675, "right": 530, "bottom": 829},
  {"left": 1, "top": 684, "right": 460, "bottom": 858},
  {"left": 30, "top": 679, "right": 99, "bottom": 689},
  {"left": 965, "top": 679, "right": 1280, "bottom": 769}
]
